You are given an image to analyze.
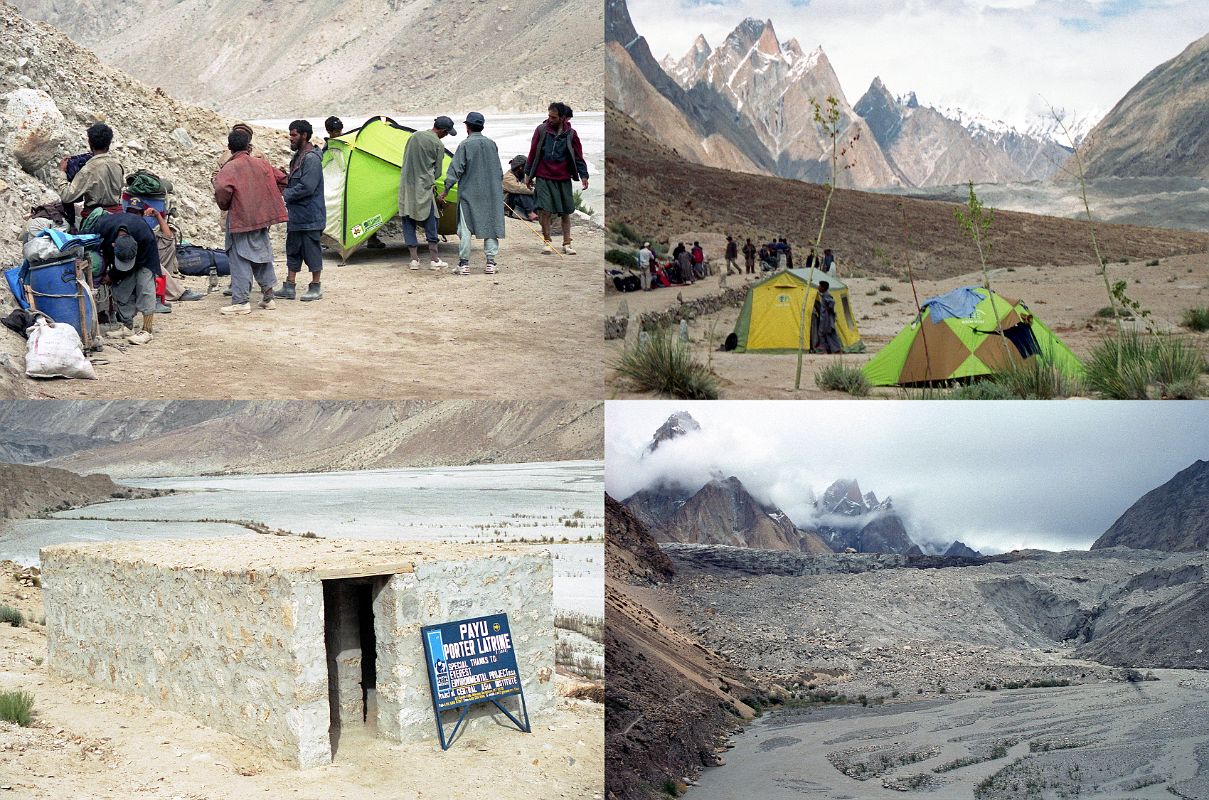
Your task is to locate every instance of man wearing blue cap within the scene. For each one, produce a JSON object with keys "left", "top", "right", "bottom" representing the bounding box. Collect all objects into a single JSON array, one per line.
[{"left": 439, "top": 112, "right": 505, "bottom": 275}]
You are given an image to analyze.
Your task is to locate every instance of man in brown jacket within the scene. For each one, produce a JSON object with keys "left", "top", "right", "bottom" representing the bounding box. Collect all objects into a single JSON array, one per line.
[
  {"left": 58, "top": 122, "right": 124, "bottom": 229},
  {"left": 213, "top": 128, "right": 288, "bottom": 315}
]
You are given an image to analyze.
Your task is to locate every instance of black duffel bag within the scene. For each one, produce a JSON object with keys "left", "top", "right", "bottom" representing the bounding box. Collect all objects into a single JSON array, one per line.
[{"left": 176, "top": 245, "right": 230, "bottom": 277}]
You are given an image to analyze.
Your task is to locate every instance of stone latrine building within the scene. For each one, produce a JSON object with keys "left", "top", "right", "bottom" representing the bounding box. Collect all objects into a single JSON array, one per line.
[{"left": 41, "top": 536, "right": 555, "bottom": 767}]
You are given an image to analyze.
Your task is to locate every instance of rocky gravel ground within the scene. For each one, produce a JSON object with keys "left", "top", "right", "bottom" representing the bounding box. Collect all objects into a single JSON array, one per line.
[{"left": 665, "top": 545, "right": 1209, "bottom": 698}]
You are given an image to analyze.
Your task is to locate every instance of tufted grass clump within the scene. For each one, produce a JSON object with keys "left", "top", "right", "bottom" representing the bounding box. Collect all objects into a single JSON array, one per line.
[
  {"left": 1084, "top": 332, "right": 1203, "bottom": 399},
  {"left": 816, "top": 362, "right": 871, "bottom": 396},
  {"left": 0, "top": 605, "right": 23, "bottom": 627},
  {"left": 614, "top": 329, "right": 720, "bottom": 399},
  {"left": 0, "top": 690, "right": 34, "bottom": 726},
  {"left": 1181, "top": 306, "right": 1209, "bottom": 332}
]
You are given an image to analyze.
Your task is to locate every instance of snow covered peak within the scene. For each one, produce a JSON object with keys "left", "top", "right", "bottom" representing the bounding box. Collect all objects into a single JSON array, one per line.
[{"left": 646, "top": 411, "right": 703, "bottom": 453}]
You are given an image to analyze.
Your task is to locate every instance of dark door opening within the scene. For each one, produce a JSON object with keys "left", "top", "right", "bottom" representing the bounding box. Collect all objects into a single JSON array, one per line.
[{"left": 323, "top": 577, "right": 384, "bottom": 757}]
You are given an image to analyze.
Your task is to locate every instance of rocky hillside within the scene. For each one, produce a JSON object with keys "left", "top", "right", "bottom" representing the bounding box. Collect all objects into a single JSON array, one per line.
[
  {"left": 854, "top": 78, "right": 1070, "bottom": 186},
  {"left": 1076, "top": 31, "right": 1209, "bottom": 180},
  {"left": 648, "top": 475, "right": 833, "bottom": 554},
  {"left": 606, "top": 102, "right": 1209, "bottom": 279},
  {"left": 1091, "top": 460, "right": 1209, "bottom": 551},
  {"left": 0, "top": 462, "right": 154, "bottom": 520},
  {"left": 604, "top": 0, "right": 774, "bottom": 176},
  {"left": 605, "top": 494, "right": 759, "bottom": 800},
  {"left": 605, "top": 493, "right": 673, "bottom": 584},
  {"left": 0, "top": 4, "right": 292, "bottom": 262},
  {"left": 0, "top": 400, "right": 602, "bottom": 477},
  {"left": 813, "top": 478, "right": 921, "bottom": 555},
  {"left": 662, "top": 18, "right": 898, "bottom": 188},
  {"left": 11, "top": 0, "right": 602, "bottom": 117}
]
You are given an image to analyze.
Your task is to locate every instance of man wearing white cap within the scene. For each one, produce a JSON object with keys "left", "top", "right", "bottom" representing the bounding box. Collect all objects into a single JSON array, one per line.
[{"left": 637, "top": 241, "right": 653, "bottom": 292}]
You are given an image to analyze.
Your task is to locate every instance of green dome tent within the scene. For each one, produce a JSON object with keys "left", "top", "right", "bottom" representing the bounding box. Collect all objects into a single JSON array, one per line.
[
  {"left": 321, "top": 117, "right": 458, "bottom": 259},
  {"left": 862, "top": 286, "right": 1083, "bottom": 386}
]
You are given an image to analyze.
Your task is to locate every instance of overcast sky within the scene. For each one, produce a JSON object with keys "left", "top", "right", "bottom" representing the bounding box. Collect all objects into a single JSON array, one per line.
[
  {"left": 627, "top": 0, "right": 1209, "bottom": 130},
  {"left": 606, "top": 401, "right": 1209, "bottom": 554}
]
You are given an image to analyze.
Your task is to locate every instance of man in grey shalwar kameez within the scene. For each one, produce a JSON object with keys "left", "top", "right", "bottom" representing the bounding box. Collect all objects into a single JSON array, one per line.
[
  {"left": 399, "top": 116, "right": 455, "bottom": 270},
  {"left": 439, "top": 112, "right": 506, "bottom": 276}
]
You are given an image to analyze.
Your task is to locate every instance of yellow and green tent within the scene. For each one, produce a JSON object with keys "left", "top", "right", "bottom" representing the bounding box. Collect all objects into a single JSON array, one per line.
[
  {"left": 321, "top": 116, "right": 458, "bottom": 259},
  {"left": 732, "top": 268, "right": 862, "bottom": 352},
  {"left": 862, "top": 286, "right": 1083, "bottom": 386}
]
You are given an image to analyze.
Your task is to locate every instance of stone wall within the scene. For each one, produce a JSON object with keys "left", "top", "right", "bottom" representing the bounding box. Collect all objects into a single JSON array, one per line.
[
  {"left": 375, "top": 551, "right": 556, "bottom": 743},
  {"left": 604, "top": 286, "right": 750, "bottom": 341},
  {"left": 42, "top": 543, "right": 556, "bottom": 766},
  {"left": 42, "top": 549, "right": 330, "bottom": 767}
]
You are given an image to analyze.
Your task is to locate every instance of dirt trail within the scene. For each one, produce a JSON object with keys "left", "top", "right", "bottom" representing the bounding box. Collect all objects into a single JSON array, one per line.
[
  {"left": 0, "top": 566, "right": 603, "bottom": 799},
  {"left": 17, "top": 220, "right": 604, "bottom": 400}
]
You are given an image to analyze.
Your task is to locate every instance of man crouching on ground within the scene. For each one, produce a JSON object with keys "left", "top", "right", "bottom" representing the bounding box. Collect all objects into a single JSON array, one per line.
[
  {"left": 213, "top": 127, "right": 288, "bottom": 315},
  {"left": 277, "top": 120, "right": 326, "bottom": 301},
  {"left": 93, "top": 209, "right": 160, "bottom": 344}
]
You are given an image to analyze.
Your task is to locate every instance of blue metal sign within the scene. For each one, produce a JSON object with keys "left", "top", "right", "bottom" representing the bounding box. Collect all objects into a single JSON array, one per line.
[{"left": 421, "top": 612, "right": 531, "bottom": 749}]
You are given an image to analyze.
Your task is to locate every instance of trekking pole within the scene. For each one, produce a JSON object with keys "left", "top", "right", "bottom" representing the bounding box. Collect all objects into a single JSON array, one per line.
[{"left": 503, "top": 201, "right": 565, "bottom": 259}]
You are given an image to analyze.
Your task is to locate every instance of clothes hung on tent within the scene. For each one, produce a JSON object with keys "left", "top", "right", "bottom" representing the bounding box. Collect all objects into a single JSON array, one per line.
[{"left": 862, "top": 286, "right": 1083, "bottom": 386}]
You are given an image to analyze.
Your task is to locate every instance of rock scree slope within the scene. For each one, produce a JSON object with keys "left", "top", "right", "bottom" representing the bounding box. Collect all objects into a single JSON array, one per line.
[
  {"left": 11, "top": 0, "right": 603, "bottom": 117},
  {"left": 1092, "top": 459, "right": 1209, "bottom": 552}
]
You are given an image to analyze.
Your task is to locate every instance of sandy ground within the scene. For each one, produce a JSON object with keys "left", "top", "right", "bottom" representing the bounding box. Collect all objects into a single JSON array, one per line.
[
  {"left": 689, "top": 673, "right": 1209, "bottom": 799},
  {"left": 605, "top": 254, "right": 1209, "bottom": 398},
  {"left": 19, "top": 219, "right": 604, "bottom": 400},
  {"left": 0, "top": 567, "right": 603, "bottom": 799}
]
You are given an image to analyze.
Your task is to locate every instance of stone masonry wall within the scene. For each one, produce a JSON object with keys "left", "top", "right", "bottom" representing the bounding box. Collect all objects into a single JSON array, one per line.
[
  {"left": 42, "top": 550, "right": 330, "bottom": 768},
  {"left": 374, "top": 551, "right": 555, "bottom": 743}
]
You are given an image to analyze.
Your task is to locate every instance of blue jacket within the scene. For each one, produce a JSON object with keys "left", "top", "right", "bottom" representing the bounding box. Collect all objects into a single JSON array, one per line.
[{"left": 282, "top": 146, "right": 325, "bottom": 231}]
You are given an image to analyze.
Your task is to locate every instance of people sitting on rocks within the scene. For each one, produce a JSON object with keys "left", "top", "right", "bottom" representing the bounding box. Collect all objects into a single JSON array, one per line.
[
  {"left": 502, "top": 155, "right": 538, "bottom": 221},
  {"left": 57, "top": 122, "right": 123, "bottom": 232},
  {"left": 93, "top": 209, "right": 161, "bottom": 345}
]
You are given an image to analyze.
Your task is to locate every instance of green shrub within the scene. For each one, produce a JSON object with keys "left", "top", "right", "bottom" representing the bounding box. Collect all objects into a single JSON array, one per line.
[
  {"left": 990, "top": 358, "right": 1081, "bottom": 400},
  {"left": 1146, "top": 259, "right": 1160, "bottom": 267},
  {"left": 0, "top": 690, "right": 33, "bottom": 726},
  {"left": 815, "top": 362, "right": 871, "bottom": 396},
  {"left": 605, "top": 249, "right": 638, "bottom": 270},
  {"left": 1085, "top": 332, "right": 1203, "bottom": 399},
  {"left": 1151, "top": 337, "right": 1205, "bottom": 398},
  {"left": 0, "top": 605, "right": 23, "bottom": 627},
  {"left": 1095, "top": 306, "right": 1132, "bottom": 319},
  {"left": 1181, "top": 307, "right": 1209, "bottom": 332},
  {"left": 573, "top": 189, "right": 594, "bottom": 217},
  {"left": 878, "top": 283, "right": 892, "bottom": 292},
  {"left": 608, "top": 220, "right": 641, "bottom": 244},
  {"left": 949, "top": 381, "right": 1015, "bottom": 400},
  {"left": 613, "top": 330, "right": 720, "bottom": 399}
]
